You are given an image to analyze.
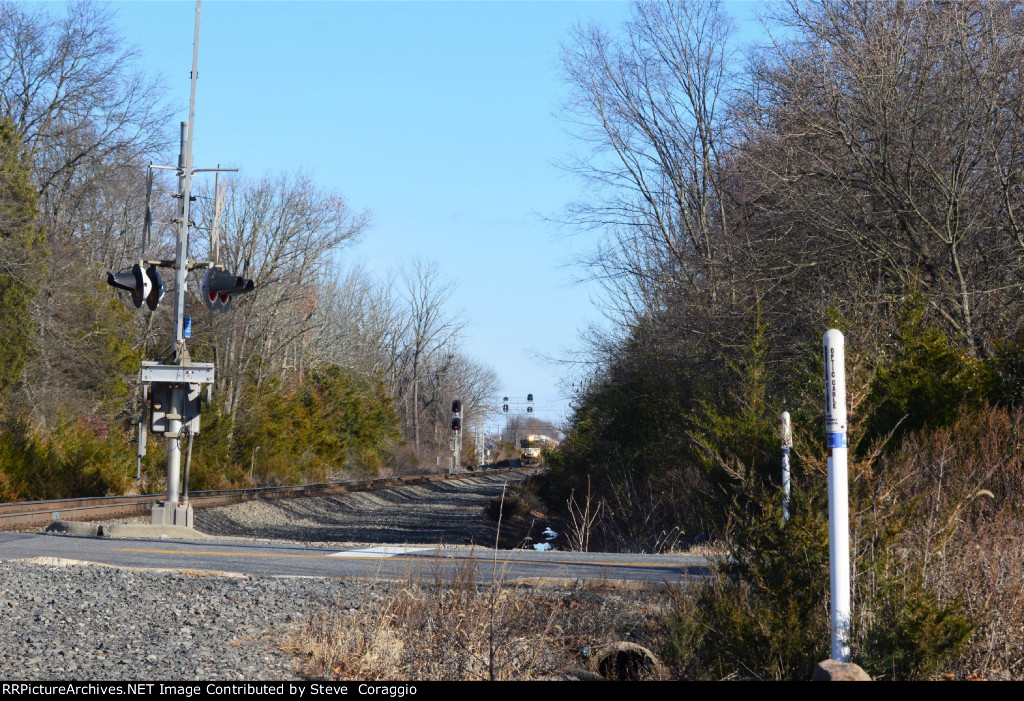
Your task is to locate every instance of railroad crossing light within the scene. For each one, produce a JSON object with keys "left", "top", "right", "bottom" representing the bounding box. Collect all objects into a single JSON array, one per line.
[
  {"left": 201, "top": 268, "right": 255, "bottom": 312},
  {"left": 145, "top": 265, "right": 165, "bottom": 311},
  {"left": 527, "top": 406, "right": 533, "bottom": 413},
  {"left": 200, "top": 270, "right": 223, "bottom": 311},
  {"left": 452, "top": 399, "right": 462, "bottom": 417},
  {"left": 107, "top": 261, "right": 151, "bottom": 309},
  {"left": 452, "top": 417, "right": 461, "bottom": 432},
  {"left": 502, "top": 403, "right": 509, "bottom": 413}
]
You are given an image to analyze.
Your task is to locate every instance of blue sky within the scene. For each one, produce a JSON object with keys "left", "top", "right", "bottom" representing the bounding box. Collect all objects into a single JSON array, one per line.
[{"left": 107, "top": 0, "right": 762, "bottom": 430}]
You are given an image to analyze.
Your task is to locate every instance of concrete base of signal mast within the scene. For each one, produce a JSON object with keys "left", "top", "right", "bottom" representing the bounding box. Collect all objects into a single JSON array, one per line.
[{"left": 150, "top": 501, "right": 193, "bottom": 528}]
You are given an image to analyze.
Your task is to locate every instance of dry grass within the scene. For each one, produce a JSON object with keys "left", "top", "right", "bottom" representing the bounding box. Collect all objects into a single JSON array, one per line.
[
  {"left": 290, "top": 562, "right": 671, "bottom": 681},
  {"left": 880, "top": 405, "right": 1024, "bottom": 679},
  {"left": 291, "top": 479, "right": 670, "bottom": 681},
  {"left": 939, "top": 524, "right": 1024, "bottom": 679},
  {"left": 871, "top": 407, "right": 1024, "bottom": 678}
]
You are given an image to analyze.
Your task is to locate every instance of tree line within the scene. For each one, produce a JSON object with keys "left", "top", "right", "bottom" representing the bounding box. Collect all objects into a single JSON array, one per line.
[
  {"left": 551, "top": 0, "right": 1024, "bottom": 678},
  {"left": 0, "top": 1, "right": 497, "bottom": 500},
  {"left": 557, "top": 0, "right": 1024, "bottom": 545}
]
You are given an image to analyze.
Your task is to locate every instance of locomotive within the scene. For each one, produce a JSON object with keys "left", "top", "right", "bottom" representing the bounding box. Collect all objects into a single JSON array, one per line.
[{"left": 519, "top": 434, "right": 557, "bottom": 467}]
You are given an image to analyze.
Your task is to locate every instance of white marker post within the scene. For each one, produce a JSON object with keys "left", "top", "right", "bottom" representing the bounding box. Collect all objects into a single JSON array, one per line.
[
  {"left": 781, "top": 411, "right": 792, "bottom": 522},
  {"left": 823, "top": 329, "right": 851, "bottom": 662}
]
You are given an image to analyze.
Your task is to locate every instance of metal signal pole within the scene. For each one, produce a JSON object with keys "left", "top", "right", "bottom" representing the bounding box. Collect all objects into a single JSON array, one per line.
[
  {"left": 147, "top": 1, "right": 214, "bottom": 526},
  {"left": 781, "top": 411, "right": 792, "bottom": 522}
]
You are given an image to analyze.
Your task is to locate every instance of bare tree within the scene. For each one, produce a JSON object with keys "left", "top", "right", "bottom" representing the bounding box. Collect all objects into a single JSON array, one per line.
[
  {"left": 283, "top": 257, "right": 496, "bottom": 469},
  {"left": 0, "top": 2, "right": 173, "bottom": 428},
  {"left": 393, "top": 259, "right": 466, "bottom": 457},
  {"left": 0, "top": 1, "right": 172, "bottom": 219},
  {"left": 416, "top": 349, "right": 500, "bottom": 457},
  {"left": 741, "top": 0, "right": 1024, "bottom": 356},
  {"left": 560, "top": 0, "right": 738, "bottom": 325},
  {"left": 192, "top": 173, "right": 369, "bottom": 419},
  {"left": 311, "top": 265, "right": 409, "bottom": 381}
]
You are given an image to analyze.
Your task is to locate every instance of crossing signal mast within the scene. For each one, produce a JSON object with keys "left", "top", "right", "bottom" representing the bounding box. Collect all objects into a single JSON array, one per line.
[{"left": 105, "top": 0, "right": 252, "bottom": 526}]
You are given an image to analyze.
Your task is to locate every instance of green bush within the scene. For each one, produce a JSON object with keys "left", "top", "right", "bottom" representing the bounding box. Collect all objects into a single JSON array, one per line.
[
  {"left": 229, "top": 365, "right": 402, "bottom": 486},
  {"left": 666, "top": 488, "right": 831, "bottom": 680},
  {"left": 857, "top": 571, "right": 973, "bottom": 680},
  {"left": 0, "top": 412, "right": 132, "bottom": 500},
  {"left": 862, "top": 301, "right": 993, "bottom": 449}
]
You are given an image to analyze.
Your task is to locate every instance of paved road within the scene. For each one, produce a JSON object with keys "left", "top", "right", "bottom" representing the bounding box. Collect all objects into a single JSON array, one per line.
[{"left": 0, "top": 531, "right": 710, "bottom": 584}]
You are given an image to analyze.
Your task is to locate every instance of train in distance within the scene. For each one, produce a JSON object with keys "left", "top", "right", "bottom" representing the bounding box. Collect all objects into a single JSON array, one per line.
[{"left": 519, "top": 434, "right": 558, "bottom": 467}]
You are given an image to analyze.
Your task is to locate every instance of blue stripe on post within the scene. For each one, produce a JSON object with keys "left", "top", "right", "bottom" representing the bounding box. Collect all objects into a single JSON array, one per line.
[{"left": 826, "top": 432, "right": 848, "bottom": 449}]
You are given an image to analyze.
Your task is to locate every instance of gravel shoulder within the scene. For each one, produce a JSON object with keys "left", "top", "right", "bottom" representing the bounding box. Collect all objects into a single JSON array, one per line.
[{"left": 0, "top": 559, "right": 352, "bottom": 680}]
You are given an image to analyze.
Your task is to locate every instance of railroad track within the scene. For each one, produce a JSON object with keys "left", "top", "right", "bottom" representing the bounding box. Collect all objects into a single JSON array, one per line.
[{"left": 0, "top": 468, "right": 528, "bottom": 530}]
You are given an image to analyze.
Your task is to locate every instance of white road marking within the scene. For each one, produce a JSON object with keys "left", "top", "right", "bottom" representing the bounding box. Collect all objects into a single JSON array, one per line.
[{"left": 328, "top": 546, "right": 434, "bottom": 558}]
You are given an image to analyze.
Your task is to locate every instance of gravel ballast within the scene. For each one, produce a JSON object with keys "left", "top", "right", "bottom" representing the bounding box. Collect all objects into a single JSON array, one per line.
[{"left": 194, "top": 471, "right": 532, "bottom": 548}]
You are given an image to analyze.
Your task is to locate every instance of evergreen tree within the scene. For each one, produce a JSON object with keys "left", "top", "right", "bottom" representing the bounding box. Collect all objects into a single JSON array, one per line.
[{"left": 0, "top": 117, "right": 45, "bottom": 399}]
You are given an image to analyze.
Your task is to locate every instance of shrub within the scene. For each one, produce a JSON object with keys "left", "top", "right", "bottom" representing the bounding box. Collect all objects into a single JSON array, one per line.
[
  {"left": 861, "top": 301, "right": 994, "bottom": 450},
  {"left": 664, "top": 487, "right": 831, "bottom": 680},
  {"left": 662, "top": 405, "right": 1024, "bottom": 680},
  {"left": 0, "top": 412, "right": 132, "bottom": 500}
]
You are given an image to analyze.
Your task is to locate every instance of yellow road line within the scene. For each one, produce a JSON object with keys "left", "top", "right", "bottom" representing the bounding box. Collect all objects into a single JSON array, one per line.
[{"left": 113, "top": 547, "right": 702, "bottom": 570}]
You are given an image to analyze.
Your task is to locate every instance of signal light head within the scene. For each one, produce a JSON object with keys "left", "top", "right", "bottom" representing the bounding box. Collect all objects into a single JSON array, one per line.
[
  {"left": 206, "top": 268, "right": 255, "bottom": 295},
  {"left": 145, "top": 265, "right": 165, "bottom": 311},
  {"left": 452, "top": 399, "right": 462, "bottom": 416},
  {"left": 200, "top": 270, "right": 224, "bottom": 311},
  {"left": 452, "top": 417, "right": 461, "bottom": 432},
  {"left": 106, "top": 261, "right": 152, "bottom": 309},
  {"left": 201, "top": 268, "right": 255, "bottom": 312}
]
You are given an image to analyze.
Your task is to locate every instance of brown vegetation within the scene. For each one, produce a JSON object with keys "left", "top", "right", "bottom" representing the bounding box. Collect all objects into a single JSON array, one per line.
[{"left": 291, "top": 563, "right": 669, "bottom": 681}]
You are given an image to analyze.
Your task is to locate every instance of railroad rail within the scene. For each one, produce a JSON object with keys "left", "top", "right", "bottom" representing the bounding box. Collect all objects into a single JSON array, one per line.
[{"left": 0, "top": 468, "right": 528, "bottom": 530}]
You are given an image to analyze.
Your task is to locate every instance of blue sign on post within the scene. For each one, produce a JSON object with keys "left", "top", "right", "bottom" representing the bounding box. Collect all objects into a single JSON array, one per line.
[{"left": 184, "top": 317, "right": 192, "bottom": 339}]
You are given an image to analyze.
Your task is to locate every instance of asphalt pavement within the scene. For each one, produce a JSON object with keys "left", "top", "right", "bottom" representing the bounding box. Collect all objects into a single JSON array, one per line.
[{"left": 0, "top": 530, "right": 710, "bottom": 585}]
